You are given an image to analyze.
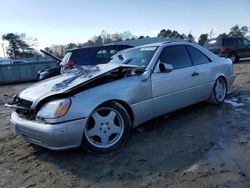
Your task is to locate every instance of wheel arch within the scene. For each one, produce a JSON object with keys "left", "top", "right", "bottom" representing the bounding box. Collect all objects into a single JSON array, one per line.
[
  {"left": 207, "top": 74, "right": 228, "bottom": 104},
  {"left": 95, "top": 99, "right": 135, "bottom": 125},
  {"left": 214, "top": 74, "right": 227, "bottom": 87},
  {"left": 228, "top": 50, "right": 240, "bottom": 63},
  {"left": 81, "top": 99, "right": 134, "bottom": 153}
]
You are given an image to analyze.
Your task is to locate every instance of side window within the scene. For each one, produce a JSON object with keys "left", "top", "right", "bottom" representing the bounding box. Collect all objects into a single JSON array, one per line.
[
  {"left": 205, "top": 39, "right": 219, "bottom": 47},
  {"left": 160, "top": 46, "right": 192, "bottom": 69},
  {"left": 243, "top": 39, "right": 250, "bottom": 46},
  {"left": 237, "top": 39, "right": 244, "bottom": 46},
  {"left": 186, "top": 46, "right": 211, "bottom": 65},
  {"left": 223, "top": 38, "right": 236, "bottom": 46},
  {"left": 96, "top": 50, "right": 108, "bottom": 59},
  {"left": 109, "top": 49, "right": 119, "bottom": 57}
]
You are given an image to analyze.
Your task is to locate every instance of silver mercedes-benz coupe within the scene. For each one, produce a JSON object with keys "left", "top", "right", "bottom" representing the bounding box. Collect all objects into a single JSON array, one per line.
[{"left": 6, "top": 41, "right": 235, "bottom": 153}]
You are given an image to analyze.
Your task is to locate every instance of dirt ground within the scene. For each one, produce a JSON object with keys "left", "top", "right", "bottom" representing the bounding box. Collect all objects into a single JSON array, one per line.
[{"left": 0, "top": 60, "right": 250, "bottom": 188}]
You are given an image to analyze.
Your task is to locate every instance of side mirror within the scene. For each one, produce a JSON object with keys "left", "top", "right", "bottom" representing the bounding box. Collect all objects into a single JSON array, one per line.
[{"left": 159, "top": 63, "right": 173, "bottom": 73}]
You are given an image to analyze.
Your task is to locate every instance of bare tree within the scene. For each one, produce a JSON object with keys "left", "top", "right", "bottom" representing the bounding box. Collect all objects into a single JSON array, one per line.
[
  {"left": 46, "top": 45, "right": 67, "bottom": 58},
  {"left": 208, "top": 29, "right": 216, "bottom": 39}
]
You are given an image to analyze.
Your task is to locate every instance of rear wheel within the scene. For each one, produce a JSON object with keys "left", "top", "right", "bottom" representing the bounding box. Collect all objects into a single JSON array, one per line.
[
  {"left": 228, "top": 52, "right": 238, "bottom": 63},
  {"left": 208, "top": 77, "right": 227, "bottom": 104},
  {"left": 82, "top": 102, "right": 131, "bottom": 153}
]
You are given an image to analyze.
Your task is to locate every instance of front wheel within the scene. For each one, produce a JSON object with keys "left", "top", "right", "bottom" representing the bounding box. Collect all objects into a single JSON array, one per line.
[
  {"left": 208, "top": 77, "right": 227, "bottom": 104},
  {"left": 81, "top": 102, "right": 131, "bottom": 153}
]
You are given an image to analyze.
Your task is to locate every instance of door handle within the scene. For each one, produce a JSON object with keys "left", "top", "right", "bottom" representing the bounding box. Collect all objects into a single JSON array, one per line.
[{"left": 191, "top": 72, "right": 199, "bottom": 77}]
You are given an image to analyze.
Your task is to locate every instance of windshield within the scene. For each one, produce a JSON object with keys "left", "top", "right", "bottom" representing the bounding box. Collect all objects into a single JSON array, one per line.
[{"left": 110, "top": 46, "right": 158, "bottom": 68}]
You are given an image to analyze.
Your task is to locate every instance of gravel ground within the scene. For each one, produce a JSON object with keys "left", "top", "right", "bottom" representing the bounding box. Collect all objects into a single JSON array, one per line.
[{"left": 0, "top": 60, "right": 250, "bottom": 188}]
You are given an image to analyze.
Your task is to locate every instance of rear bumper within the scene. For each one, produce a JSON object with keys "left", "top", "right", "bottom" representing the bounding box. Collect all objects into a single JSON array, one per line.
[
  {"left": 227, "top": 73, "right": 235, "bottom": 85},
  {"left": 226, "top": 73, "right": 236, "bottom": 92},
  {"left": 10, "top": 112, "right": 87, "bottom": 150},
  {"left": 213, "top": 51, "right": 230, "bottom": 58}
]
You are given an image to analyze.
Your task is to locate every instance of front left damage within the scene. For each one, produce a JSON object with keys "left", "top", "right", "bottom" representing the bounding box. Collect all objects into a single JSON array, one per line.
[
  {"left": 5, "top": 64, "right": 145, "bottom": 124},
  {"left": 5, "top": 64, "right": 148, "bottom": 150}
]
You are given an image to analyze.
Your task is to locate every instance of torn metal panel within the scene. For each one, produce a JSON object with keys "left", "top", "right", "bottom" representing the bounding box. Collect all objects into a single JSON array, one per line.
[
  {"left": 7, "top": 64, "right": 144, "bottom": 113},
  {"left": 51, "top": 66, "right": 100, "bottom": 92}
]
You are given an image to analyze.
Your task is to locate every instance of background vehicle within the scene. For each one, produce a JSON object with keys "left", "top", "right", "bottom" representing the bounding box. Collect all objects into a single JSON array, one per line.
[
  {"left": 60, "top": 44, "right": 133, "bottom": 71},
  {"left": 12, "top": 60, "right": 28, "bottom": 64},
  {"left": 204, "top": 37, "right": 250, "bottom": 63},
  {"left": 7, "top": 42, "right": 235, "bottom": 153},
  {"left": 0, "top": 59, "right": 12, "bottom": 65},
  {"left": 37, "top": 66, "right": 61, "bottom": 80},
  {"left": 38, "top": 44, "right": 133, "bottom": 80},
  {"left": 0, "top": 59, "right": 28, "bottom": 65}
]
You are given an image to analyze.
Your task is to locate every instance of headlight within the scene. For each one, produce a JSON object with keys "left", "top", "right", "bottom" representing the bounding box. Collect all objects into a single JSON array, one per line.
[{"left": 37, "top": 98, "right": 71, "bottom": 119}]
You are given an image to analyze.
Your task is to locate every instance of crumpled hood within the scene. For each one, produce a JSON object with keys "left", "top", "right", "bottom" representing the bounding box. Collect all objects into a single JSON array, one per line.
[
  {"left": 18, "top": 63, "right": 139, "bottom": 103},
  {"left": 19, "top": 64, "right": 130, "bottom": 103}
]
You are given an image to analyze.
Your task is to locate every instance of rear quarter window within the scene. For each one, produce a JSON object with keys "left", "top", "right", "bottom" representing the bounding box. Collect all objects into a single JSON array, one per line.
[
  {"left": 186, "top": 46, "right": 211, "bottom": 65},
  {"left": 204, "top": 39, "right": 220, "bottom": 48},
  {"left": 70, "top": 48, "right": 96, "bottom": 61}
]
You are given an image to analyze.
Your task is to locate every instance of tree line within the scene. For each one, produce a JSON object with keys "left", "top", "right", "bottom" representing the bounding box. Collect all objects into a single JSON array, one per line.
[
  {"left": 1, "top": 24, "right": 249, "bottom": 59},
  {"left": 198, "top": 25, "right": 249, "bottom": 46}
]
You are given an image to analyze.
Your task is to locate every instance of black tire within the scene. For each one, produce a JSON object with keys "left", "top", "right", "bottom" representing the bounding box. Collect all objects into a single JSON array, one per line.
[
  {"left": 81, "top": 101, "right": 131, "bottom": 153},
  {"left": 228, "top": 52, "right": 238, "bottom": 63},
  {"left": 235, "top": 56, "right": 240, "bottom": 62},
  {"left": 208, "top": 77, "right": 227, "bottom": 104}
]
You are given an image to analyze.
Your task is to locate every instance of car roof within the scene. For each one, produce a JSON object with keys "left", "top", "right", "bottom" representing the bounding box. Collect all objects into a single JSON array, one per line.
[
  {"left": 211, "top": 37, "right": 246, "bottom": 40},
  {"left": 132, "top": 40, "right": 194, "bottom": 48},
  {"left": 67, "top": 44, "right": 133, "bottom": 53}
]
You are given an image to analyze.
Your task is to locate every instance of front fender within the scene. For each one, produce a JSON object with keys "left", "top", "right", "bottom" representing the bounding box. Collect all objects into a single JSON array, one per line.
[
  {"left": 72, "top": 82, "right": 149, "bottom": 119},
  {"left": 45, "top": 76, "right": 153, "bottom": 124}
]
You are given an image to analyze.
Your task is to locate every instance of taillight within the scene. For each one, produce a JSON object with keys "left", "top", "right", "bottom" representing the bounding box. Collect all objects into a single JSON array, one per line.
[
  {"left": 220, "top": 46, "right": 225, "bottom": 52},
  {"left": 64, "top": 60, "right": 76, "bottom": 68}
]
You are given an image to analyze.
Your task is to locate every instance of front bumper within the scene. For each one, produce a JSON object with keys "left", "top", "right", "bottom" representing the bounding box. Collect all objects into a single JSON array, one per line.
[
  {"left": 211, "top": 50, "right": 230, "bottom": 58},
  {"left": 10, "top": 112, "right": 87, "bottom": 150}
]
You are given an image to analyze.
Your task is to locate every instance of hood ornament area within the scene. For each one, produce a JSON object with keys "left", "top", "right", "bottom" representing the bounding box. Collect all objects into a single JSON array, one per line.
[{"left": 51, "top": 66, "right": 100, "bottom": 92}]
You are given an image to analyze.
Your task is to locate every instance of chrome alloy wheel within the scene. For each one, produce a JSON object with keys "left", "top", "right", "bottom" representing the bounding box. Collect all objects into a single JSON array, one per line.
[
  {"left": 214, "top": 78, "right": 226, "bottom": 102},
  {"left": 85, "top": 107, "right": 125, "bottom": 148}
]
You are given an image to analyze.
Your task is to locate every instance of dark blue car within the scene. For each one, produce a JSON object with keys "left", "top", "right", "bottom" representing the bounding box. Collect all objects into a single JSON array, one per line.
[{"left": 38, "top": 44, "right": 133, "bottom": 80}]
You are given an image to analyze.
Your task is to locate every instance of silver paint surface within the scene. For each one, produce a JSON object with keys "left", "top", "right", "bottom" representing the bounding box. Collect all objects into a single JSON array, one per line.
[{"left": 9, "top": 42, "right": 235, "bottom": 150}]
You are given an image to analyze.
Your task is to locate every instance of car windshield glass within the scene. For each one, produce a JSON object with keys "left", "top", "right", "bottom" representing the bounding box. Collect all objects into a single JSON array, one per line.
[{"left": 110, "top": 46, "right": 157, "bottom": 68}]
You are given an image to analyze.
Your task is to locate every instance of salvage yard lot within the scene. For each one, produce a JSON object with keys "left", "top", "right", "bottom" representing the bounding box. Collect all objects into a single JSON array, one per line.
[{"left": 0, "top": 60, "right": 250, "bottom": 188}]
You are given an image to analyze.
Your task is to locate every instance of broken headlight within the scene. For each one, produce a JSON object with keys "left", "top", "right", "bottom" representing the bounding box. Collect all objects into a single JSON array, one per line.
[{"left": 37, "top": 98, "right": 71, "bottom": 119}]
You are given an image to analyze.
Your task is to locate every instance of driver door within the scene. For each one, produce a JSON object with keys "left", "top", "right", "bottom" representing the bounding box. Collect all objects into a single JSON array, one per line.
[{"left": 151, "top": 45, "right": 199, "bottom": 117}]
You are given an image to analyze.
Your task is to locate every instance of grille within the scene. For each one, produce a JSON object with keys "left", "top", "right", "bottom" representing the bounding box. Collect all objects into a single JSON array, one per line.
[
  {"left": 15, "top": 97, "right": 33, "bottom": 108},
  {"left": 13, "top": 98, "right": 36, "bottom": 120}
]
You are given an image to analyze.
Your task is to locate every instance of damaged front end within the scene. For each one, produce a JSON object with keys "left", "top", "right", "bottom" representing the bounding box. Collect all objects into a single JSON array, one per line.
[
  {"left": 4, "top": 63, "right": 150, "bottom": 150},
  {"left": 5, "top": 64, "right": 146, "bottom": 120},
  {"left": 5, "top": 96, "right": 36, "bottom": 120}
]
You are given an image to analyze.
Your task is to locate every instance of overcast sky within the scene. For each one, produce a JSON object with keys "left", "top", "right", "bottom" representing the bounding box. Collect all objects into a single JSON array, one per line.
[{"left": 0, "top": 0, "right": 249, "bottom": 57}]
